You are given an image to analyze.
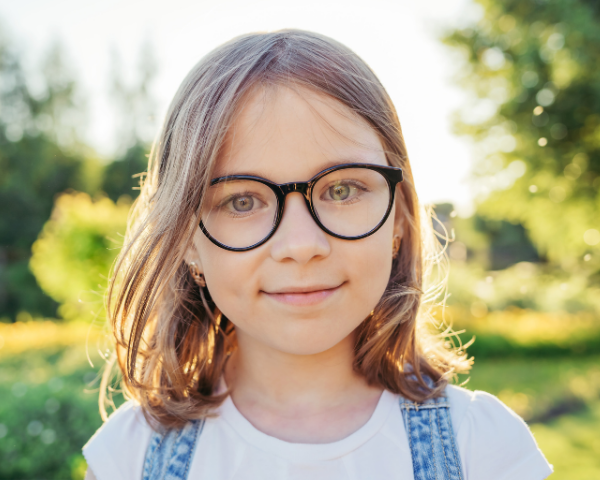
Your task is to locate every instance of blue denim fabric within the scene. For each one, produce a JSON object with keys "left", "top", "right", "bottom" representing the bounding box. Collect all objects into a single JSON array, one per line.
[
  {"left": 399, "top": 395, "right": 463, "bottom": 480},
  {"left": 143, "top": 393, "right": 463, "bottom": 480},
  {"left": 143, "top": 419, "right": 204, "bottom": 480}
]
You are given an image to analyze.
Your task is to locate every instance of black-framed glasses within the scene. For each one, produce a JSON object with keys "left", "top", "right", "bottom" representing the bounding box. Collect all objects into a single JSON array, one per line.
[{"left": 199, "top": 163, "right": 404, "bottom": 251}]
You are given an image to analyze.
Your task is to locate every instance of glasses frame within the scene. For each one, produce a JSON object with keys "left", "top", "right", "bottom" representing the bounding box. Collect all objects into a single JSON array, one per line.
[{"left": 199, "top": 162, "right": 404, "bottom": 252}]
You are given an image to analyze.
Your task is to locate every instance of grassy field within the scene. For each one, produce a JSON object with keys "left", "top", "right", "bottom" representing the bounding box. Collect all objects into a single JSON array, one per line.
[
  {"left": 464, "top": 358, "right": 600, "bottom": 479},
  {"left": 1, "top": 320, "right": 599, "bottom": 479},
  {"left": 0, "top": 321, "right": 113, "bottom": 480}
]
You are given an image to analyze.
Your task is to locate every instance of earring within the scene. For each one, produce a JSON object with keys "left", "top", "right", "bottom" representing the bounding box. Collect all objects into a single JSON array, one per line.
[
  {"left": 392, "top": 235, "right": 401, "bottom": 259},
  {"left": 189, "top": 261, "right": 206, "bottom": 288}
]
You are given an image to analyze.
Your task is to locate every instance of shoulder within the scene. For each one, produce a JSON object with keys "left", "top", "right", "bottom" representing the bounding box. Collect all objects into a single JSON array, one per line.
[
  {"left": 444, "top": 385, "right": 553, "bottom": 480},
  {"left": 83, "top": 401, "right": 153, "bottom": 480}
]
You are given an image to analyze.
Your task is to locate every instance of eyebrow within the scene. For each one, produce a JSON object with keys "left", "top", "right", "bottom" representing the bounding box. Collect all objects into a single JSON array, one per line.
[{"left": 213, "top": 154, "right": 387, "bottom": 180}]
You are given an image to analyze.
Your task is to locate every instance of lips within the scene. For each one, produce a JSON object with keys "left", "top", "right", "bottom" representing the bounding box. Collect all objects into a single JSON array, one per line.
[{"left": 262, "top": 284, "right": 343, "bottom": 306}]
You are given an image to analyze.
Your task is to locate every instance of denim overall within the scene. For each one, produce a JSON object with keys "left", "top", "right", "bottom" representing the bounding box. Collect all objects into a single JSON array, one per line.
[{"left": 142, "top": 392, "right": 464, "bottom": 480}]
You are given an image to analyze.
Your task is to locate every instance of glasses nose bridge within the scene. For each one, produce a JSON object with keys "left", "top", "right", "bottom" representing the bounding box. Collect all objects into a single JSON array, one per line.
[
  {"left": 276, "top": 181, "right": 316, "bottom": 227},
  {"left": 275, "top": 180, "right": 325, "bottom": 243},
  {"left": 279, "top": 181, "right": 311, "bottom": 199}
]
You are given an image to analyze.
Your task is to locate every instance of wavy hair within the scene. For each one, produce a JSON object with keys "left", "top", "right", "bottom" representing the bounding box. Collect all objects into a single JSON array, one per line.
[{"left": 102, "top": 29, "right": 472, "bottom": 428}]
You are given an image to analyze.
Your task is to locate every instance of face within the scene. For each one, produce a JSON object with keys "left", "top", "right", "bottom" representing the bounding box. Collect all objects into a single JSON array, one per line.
[{"left": 187, "top": 85, "right": 403, "bottom": 356}]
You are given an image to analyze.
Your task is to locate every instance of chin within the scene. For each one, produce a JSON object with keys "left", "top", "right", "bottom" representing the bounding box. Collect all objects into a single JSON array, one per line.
[{"left": 266, "top": 328, "right": 354, "bottom": 357}]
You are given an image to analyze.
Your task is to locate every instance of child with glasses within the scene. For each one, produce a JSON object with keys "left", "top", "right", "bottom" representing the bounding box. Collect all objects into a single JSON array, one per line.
[{"left": 83, "top": 30, "right": 552, "bottom": 480}]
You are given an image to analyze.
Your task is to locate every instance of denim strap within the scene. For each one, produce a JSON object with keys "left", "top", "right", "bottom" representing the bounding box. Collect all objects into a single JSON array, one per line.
[
  {"left": 142, "top": 419, "right": 204, "bottom": 480},
  {"left": 400, "top": 395, "right": 464, "bottom": 480}
]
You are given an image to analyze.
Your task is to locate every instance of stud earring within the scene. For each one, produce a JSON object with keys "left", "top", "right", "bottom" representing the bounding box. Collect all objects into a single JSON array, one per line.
[
  {"left": 392, "top": 235, "right": 401, "bottom": 259},
  {"left": 189, "top": 261, "right": 206, "bottom": 288}
]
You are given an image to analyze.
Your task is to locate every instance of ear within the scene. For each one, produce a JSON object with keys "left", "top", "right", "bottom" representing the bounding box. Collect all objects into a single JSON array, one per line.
[
  {"left": 393, "top": 185, "right": 406, "bottom": 240},
  {"left": 183, "top": 227, "right": 205, "bottom": 273}
]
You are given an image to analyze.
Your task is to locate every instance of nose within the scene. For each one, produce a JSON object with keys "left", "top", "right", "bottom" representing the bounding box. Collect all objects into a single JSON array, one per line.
[{"left": 269, "top": 192, "right": 331, "bottom": 264}]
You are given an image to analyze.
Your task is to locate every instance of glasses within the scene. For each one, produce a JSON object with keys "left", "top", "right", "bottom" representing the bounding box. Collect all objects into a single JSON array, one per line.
[{"left": 199, "top": 163, "right": 404, "bottom": 251}]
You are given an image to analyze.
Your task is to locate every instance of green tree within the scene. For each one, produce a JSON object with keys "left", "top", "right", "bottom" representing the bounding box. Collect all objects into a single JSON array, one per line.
[
  {"left": 30, "top": 192, "right": 130, "bottom": 322},
  {"left": 443, "top": 0, "right": 600, "bottom": 275},
  {"left": 0, "top": 35, "right": 100, "bottom": 321},
  {"left": 101, "top": 142, "right": 148, "bottom": 202}
]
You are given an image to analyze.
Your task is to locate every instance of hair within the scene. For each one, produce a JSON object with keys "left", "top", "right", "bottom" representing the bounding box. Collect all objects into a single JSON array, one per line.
[{"left": 102, "top": 29, "right": 472, "bottom": 428}]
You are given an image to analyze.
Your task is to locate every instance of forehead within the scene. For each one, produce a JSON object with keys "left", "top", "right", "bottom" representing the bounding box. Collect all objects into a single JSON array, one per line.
[{"left": 213, "top": 85, "right": 387, "bottom": 182}]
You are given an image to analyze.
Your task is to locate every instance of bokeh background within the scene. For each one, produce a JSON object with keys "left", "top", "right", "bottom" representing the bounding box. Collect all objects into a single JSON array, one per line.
[{"left": 1, "top": 0, "right": 599, "bottom": 478}]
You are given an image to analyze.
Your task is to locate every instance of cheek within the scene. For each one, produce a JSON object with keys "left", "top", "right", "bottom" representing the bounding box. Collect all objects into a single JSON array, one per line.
[
  {"left": 345, "top": 225, "right": 394, "bottom": 311},
  {"left": 198, "top": 238, "right": 263, "bottom": 316}
]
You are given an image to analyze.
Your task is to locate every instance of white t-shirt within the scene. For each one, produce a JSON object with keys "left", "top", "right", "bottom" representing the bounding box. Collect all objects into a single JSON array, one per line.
[{"left": 83, "top": 385, "right": 552, "bottom": 480}]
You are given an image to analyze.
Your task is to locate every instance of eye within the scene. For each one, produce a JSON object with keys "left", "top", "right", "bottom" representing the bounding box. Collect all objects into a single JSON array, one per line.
[
  {"left": 329, "top": 184, "right": 352, "bottom": 201},
  {"left": 232, "top": 195, "right": 254, "bottom": 212},
  {"left": 219, "top": 192, "right": 268, "bottom": 217},
  {"left": 320, "top": 180, "right": 368, "bottom": 203}
]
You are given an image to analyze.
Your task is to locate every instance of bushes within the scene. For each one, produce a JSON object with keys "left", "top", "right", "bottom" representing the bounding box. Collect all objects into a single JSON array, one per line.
[
  {"left": 0, "top": 321, "right": 123, "bottom": 480},
  {"left": 442, "top": 306, "right": 600, "bottom": 358},
  {"left": 446, "top": 260, "right": 600, "bottom": 316},
  {"left": 29, "top": 193, "right": 130, "bottom": 322}
]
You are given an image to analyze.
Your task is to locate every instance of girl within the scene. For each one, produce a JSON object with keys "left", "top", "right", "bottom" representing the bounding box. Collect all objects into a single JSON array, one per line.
[{"left": 84, "top": 30, "right": 552, "bottom": 480}]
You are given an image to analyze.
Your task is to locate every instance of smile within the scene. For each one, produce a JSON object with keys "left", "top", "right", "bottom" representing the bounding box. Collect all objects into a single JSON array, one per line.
[{"left": 262, "top": 284, "right": 343, "bottom": 307}]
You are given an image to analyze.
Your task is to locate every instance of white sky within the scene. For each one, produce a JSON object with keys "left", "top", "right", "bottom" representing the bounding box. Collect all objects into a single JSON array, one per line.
[{"left": 1, "top": 0, "right": 479, "bottom": 213}]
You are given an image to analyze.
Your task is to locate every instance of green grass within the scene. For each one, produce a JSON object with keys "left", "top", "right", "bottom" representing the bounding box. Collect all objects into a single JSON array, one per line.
[
  {"left": 460, "top": 356, "right": 600, "bottom": 420},
  {"left": 531, "top": 402, "right": 600, "bottom": 480},
  {"left": 0, "top": 321, "right": 121, "bottom": 480},
  {"left": 461, "top": 357, "right": 600, "bottom": 479}
]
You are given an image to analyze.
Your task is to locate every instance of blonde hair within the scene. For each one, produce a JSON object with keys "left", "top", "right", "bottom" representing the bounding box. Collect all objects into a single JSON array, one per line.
[{"left": 103, "top": 29, "right": 471, "bottom": 427}]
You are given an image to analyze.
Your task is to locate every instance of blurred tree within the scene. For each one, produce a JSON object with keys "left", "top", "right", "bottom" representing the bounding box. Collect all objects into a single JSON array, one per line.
[
  {"left": 29, "top": 41, "right": 161, "bottom": 321},
  {"left": 101, "top": 39, "right": 157, "bottom": 201},
  {"left": 0, "top": 34, "right": 100, "bottom": 321},
  {"left": 101, "top": 142, "right": 148, "bottom": 202},
  {"left": 30, "top": 192, "right": 130, "bottom": 322},
  {"left": 434, "top": 203, "right": 541, "bottom": 270},
  {"left": 443, "top": 0, "right": 600, "bottom": 275}
]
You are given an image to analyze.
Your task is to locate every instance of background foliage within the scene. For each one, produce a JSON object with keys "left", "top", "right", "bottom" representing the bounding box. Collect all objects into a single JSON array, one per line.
[
  {"left": 0, "top": 31, "right": 151, "bottom": 323},
  {"left": 1, "top": 0, "right": 600, "bottom": 478},
  {"left": 30, "top": 193, "right": 130, "bottom": 322},
  {"left": 443, "top": 0, "right": 600, "bottom": 271}
]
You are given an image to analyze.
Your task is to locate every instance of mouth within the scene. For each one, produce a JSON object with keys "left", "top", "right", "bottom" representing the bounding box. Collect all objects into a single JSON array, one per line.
[{"left": 262, "top": 283, "right": 343, "bottom": 306}]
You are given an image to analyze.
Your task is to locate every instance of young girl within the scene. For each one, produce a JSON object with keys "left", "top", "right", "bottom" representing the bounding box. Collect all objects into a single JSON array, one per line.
[{"left": 83, "top": 30, "right": 552, "bottom": 480}]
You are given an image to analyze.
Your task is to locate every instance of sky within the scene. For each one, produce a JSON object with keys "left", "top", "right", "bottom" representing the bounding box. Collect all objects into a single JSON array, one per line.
[{"left": 1, "top": 0, "right": 481, "bottom": 213}]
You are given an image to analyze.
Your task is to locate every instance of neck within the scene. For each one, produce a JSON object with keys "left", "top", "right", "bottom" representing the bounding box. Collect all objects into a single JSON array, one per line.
[{"left": 224, "top": 329, "right": 378, "bottom": 417}]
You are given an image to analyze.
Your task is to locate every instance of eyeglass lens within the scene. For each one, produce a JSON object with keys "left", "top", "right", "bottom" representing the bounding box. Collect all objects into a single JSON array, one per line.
[{"left": 201, "top": 168, "right": 391, "bottom": 249}]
